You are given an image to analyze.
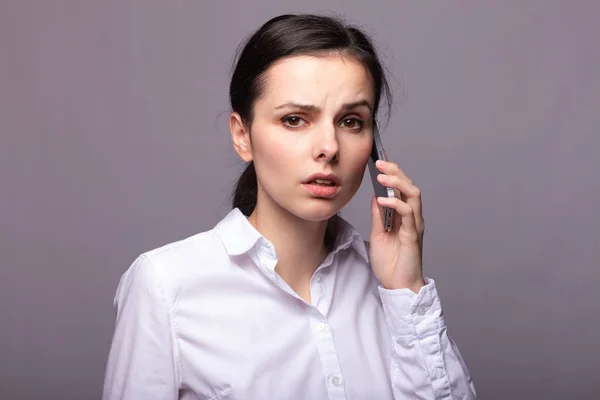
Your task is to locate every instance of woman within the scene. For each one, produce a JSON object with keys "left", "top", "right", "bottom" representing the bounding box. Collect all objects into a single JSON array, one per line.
[{"left": 103, "top": 14, "right": 476, "bottom": 400}]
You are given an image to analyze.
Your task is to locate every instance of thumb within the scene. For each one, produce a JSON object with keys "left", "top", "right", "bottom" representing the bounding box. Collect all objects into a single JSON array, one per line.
[{"left": 370, "top": 195, "right": 385, "bottom": 237}]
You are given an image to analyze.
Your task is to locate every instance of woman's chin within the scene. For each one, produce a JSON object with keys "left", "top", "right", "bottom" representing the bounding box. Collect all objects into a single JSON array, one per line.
[{"left": 291, "top": 200, "right": 346, "bottom": 222}]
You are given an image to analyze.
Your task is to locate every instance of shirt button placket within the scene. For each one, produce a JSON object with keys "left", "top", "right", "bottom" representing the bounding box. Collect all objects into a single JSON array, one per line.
[
  {"left": 311, "top": 274, "right": 327, "bottom": 314},
  {"left": 312, "top": 319, "right": 346, "bottom": 399},
  {"left": 330, "top": 374, "right": 343, "bottom": 387}
]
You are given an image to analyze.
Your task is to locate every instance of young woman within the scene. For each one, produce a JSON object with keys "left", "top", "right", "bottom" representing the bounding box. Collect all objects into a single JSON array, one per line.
[{"left": 103, "top": 14, "right": 476, "bottom": 400}]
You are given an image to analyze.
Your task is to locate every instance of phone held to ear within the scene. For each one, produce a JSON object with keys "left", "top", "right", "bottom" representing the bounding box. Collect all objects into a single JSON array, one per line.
[{"left": 368, "top": 125, "right": 394, "bottom": 232}]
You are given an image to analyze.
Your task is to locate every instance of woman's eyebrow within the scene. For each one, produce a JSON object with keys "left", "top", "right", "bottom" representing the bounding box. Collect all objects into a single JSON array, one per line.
[
  {"left": 275, "top": 102, "right": 319, "bottom": 112},
  {"left": 341, "top": 100, "right": 372, "bottom": 113},
  {"left": 274, "top": 100, "right": 372, "bottom": 113}
]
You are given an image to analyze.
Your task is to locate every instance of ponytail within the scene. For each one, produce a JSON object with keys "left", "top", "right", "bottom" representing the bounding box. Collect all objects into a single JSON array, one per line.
[{"left": 232, "top": 162, "right": 258, "bottom": 217}]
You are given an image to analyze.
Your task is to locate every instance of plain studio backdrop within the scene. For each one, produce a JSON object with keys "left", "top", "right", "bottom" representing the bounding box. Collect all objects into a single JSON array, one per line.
[{"left": 1, "top": 1, "right": 599, "bottom": 399}]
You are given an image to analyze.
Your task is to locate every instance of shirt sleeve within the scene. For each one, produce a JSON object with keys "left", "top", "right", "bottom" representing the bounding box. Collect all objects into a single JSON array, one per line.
[
  {"left": 378, "top": 278, "right": 477, "bottom": 399},
  {"left": 102, "top": 255, "right": 180, "bottom": 400}
]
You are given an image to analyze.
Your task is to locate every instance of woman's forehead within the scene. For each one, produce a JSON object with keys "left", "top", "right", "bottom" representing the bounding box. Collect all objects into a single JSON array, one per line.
[{"left": 258, "top": 54, "right": 375, "bottom": 109}]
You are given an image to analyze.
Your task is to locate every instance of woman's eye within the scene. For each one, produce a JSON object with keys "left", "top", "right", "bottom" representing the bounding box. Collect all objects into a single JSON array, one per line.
[
  {"left": 282, "top": 116, "right": 306, "bottom": 128},
  {"left": 340, "top": 118, "right": 363, "bottom": 130}
]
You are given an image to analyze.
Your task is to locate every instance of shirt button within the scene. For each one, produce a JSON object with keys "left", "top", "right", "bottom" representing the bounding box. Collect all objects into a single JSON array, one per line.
[
  {"left": 316, "top": 322, "right": 328, "bottom": 332},
  {"left": 315, "top": 275, "right": 322, "bottom": 283},
  {"left": 416, "top": 306, "right": 427, "bottom": 316},
  {"left": 330, "top": 375, "right": 343, "bottom": 387}
]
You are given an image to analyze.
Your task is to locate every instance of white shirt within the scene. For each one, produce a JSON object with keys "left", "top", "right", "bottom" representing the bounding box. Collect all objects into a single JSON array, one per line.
[{"left": 103, "top": 208, "right": 476, "bottom": 400}]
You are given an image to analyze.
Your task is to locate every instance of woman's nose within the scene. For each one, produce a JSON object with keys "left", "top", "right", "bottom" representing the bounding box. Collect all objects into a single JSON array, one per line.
[{"left": 314, "top": 125, "right": 340, "bottom": 163}]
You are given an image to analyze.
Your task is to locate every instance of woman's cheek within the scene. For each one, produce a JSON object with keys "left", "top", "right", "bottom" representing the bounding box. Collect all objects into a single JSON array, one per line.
[
  {"left": 355, "top": 139, "right": 373, "bottom": 170},
  {"left": 350, "top": 141, "right": 373, "bottom": 186},
  {"left": 254, "top": 131, "right": 293, "bottom": 171}
]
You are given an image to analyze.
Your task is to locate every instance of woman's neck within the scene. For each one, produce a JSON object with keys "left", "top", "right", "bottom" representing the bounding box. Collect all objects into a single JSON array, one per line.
[{"left": 248, "top": 200, "right": 330, "bottom": 299}]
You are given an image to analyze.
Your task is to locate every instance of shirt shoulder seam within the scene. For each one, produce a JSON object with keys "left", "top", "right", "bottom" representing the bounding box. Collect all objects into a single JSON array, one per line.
[{"left": 140, "top": 253, "right": 183, "bottom": 391}]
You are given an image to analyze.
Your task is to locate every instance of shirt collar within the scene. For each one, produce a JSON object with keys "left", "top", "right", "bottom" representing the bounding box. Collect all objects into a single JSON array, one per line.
[
  {"left": 331, "top": 217, "right": 370, "bottom": 263},
  {"left": 214, "top": 208, "right": 264, "bottom": 256},
  {"left": 214, "top": 207, "right": 369, "bottom": 263}
]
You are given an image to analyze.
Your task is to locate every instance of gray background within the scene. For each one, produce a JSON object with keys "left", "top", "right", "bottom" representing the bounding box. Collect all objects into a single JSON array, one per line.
[{"left": 1, "top": 1, "right": 599, "bottom": 399}]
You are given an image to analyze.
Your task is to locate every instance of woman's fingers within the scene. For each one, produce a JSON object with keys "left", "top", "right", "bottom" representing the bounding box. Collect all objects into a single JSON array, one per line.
[
  {"left": 376, "top": 161, "right": 425, "bottom": 236},
  {"left": 376, "top": 195, "right": 419, "bottom": 241}
]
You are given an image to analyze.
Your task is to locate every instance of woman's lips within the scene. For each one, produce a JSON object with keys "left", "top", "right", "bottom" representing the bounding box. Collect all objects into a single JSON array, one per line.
[{"left": 302, "top": 183, "right": 340, "bottom": 198}]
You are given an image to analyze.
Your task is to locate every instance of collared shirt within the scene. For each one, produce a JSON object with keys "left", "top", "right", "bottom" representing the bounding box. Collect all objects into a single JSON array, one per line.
[{"left": 103, "top": 208, "right": 476, "bottom": 400}]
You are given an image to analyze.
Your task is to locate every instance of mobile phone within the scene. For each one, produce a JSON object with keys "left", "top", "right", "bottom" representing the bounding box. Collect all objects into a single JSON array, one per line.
[{"left": 368, "top": 125, "right": 394, "bottom": 231}]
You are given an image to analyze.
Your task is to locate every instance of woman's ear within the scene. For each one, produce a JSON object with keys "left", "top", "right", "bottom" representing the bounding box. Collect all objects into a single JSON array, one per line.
[{"left": 230, "top": 112, "right": 253, "bottom": 162}]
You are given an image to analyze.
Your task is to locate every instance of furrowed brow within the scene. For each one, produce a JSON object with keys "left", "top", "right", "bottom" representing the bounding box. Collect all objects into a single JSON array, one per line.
[{"left": 274, "top": 100, "right": 372, "bottom": 113}]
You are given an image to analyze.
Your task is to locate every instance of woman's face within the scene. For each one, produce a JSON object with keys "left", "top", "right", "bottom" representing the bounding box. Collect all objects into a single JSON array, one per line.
[{"left": 234, "top": 54, "right": 375, "bottom": 222}]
